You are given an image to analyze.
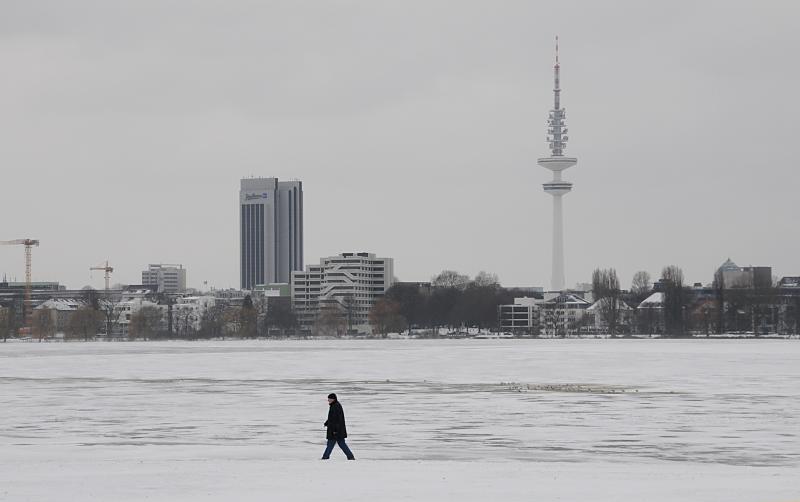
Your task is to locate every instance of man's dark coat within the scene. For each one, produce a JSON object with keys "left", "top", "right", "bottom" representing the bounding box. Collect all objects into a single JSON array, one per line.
[{"left": 325, "top": 400, "right": 348, "bottom": 440}]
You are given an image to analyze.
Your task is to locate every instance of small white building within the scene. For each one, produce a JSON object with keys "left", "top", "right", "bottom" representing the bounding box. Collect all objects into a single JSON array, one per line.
[
  {"left": 113, "top": 298, "right": 165, "bottom": 337},
  {"left": 171, "top": 296, "right": 215, "bottom": 334}
]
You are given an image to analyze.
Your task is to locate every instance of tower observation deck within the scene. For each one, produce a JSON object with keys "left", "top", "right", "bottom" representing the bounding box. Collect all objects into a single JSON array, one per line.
[{"left": 537, "top": 37, "right": 577, "bottom": 291}]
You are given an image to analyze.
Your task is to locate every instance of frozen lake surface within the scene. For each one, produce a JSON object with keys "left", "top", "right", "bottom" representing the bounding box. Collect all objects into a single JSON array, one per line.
[{"left": 1, "top": 339, "right": 798, "bottom": 501}]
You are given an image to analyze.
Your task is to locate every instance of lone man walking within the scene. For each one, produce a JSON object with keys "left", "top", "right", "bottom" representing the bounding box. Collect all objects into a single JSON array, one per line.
[{"left": 322, "top": 393, "right": 355, "bottom": 460}]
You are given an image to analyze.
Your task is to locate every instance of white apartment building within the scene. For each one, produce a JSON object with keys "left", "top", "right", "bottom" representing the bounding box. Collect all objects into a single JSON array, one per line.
[
  {"left": 142, "top": 264, "right": 187, "bottom": 293},
  {"left": 113, "top": 297, "right": 165, "bottom": 337},
  {"left": 171, "top": 296, "right": 215, "bottom": 334},
  {"left": 584, "top": 298, "right": 634, "bottom": 335},
  {"left": 539, "top": 293, "right": 591, "bottom": 337},
  {"left": 291, "top": 252, "right": 394, "bottom": 333}
]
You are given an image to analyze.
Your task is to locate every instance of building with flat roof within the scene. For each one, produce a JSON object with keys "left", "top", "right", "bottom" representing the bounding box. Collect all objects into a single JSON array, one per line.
[
  {"left": 498, "top": 297, "right": 541, "bottom": 334},
  {"left": 240, "top": 177, "right": 303, "bottom": 289},
  {"left": 141, "top": 264, "right": 187, "bottom": 294}
]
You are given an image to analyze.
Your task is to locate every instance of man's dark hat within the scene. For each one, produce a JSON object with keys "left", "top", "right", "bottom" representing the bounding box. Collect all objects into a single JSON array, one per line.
[{"left": 328, "top": 393, "right": 337, "bottom": 400}]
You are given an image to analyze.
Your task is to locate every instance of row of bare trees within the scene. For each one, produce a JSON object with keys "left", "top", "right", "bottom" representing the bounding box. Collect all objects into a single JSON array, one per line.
[
  {"left": 367, "top": 270, "right": 518, "bottom": 335},
  {"left": 0, "top": 305, "right": 107, "bottom": 342},
  {"left": 592, "top": 265, "right": 694, "bottom": 337},
  {"left": 0, "top": 291, "right": 300, "bottom": 341},
  {"left": 591, "top": 268, "right": 622, "bottom": 335},
  {"left": 595, "top": 265, "right": 800, "bottom": 337}
]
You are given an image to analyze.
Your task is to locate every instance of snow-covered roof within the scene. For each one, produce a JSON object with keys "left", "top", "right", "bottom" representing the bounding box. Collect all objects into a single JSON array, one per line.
[
  {"left": 541, "top": 293, "right": 591, "bottom": 307},
  {"left": 778, "top": 276, "right": 800, "bottom": 288},
  {"left": 35, "top": 298, "right": 87, "bottom": 311},
  {"left": 587, "top": 298, "right": 632, "bottom": 311},
  {"left": 513, "top": 297, "right": 541, "bottom": 306},
  {"left": 637, "top": 292, "right": 664, "bottom": 308}
]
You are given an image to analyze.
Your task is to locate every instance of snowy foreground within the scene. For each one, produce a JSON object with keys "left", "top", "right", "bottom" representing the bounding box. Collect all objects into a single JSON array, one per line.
[{"left": 1, "top": 340, "right": 799, "bottom": 501}]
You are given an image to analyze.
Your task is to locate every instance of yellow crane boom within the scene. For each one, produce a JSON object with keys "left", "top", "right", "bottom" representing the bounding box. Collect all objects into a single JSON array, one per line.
[
  {"left": 0, "top": 239, "right": 40, "bottom": 334},
  {"left": 89, "top": 261, "right": 114, "bottom": 291}
]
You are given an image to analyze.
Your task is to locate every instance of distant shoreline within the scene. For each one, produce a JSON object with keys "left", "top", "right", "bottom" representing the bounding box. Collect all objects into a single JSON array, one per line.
[{"left": 3, "top": 333, "right": 799, "bottom": 343}]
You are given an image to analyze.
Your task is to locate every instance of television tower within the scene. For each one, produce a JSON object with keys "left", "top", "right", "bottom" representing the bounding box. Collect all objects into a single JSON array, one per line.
[{"left": 538, "top": 36, "right": 577, "bottom": 291}]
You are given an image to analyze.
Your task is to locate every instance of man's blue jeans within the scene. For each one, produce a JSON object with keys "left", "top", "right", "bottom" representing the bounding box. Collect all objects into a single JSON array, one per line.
[{"left": 322, "top": 438, "right": 354, "bottom": 459}]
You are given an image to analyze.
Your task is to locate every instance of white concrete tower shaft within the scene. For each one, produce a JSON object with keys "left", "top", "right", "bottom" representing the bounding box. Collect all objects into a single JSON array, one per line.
[{"left": 537, "top": 36, "right": 577, "bottom": 291}]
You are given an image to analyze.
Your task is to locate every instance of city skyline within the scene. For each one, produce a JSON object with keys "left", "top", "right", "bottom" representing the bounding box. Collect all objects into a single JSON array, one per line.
[{"left": 1, "top": 2, "right": 798, "bottom": 291}]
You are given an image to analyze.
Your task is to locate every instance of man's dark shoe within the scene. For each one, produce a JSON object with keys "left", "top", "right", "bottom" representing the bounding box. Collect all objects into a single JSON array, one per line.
[{"left": 347, "top": 457, "right": 355, "bottom": 460}]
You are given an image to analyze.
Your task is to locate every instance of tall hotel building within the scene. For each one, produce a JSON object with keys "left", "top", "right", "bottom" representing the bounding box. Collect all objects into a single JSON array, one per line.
[{"left": 239, "top": 178, "right": 303, "bottom": 289}]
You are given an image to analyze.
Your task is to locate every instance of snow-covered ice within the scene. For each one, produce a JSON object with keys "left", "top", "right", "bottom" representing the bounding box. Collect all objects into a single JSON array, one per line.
[{"left": 1, "top": 339, "right": 798, "bottom": 501}]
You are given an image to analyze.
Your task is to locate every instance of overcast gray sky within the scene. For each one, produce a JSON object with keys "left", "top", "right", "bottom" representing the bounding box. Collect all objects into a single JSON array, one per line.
[{"left": 1, "top": 0, "right": 798, "bottom": 291}]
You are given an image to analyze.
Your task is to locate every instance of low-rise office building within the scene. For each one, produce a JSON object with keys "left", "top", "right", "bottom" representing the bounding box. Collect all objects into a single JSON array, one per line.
[
  {"left": 498, "top": 297, "right": 541, "bottom": 333},
  {"left": 142, "top": 264, "right": 187, "bottom": 293}
]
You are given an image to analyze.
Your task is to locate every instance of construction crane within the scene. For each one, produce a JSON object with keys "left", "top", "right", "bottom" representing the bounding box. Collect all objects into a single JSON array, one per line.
[
  {"left": 0, "top": 239, "right": 40, "bottom": 333},
  {"left": 90, "top": 261, "right": 114, "bottom": 291}
]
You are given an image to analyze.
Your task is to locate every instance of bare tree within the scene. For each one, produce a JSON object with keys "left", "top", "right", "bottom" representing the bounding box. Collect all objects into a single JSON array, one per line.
[
  {"left": 129, "top": 306, "right": 163, "bottom": 340},
  {"left": 314, "top": 305, "right": 346, "bottom": 337},
  {"left": 0, "top": 307, "right": 9, "bottom": 342},
  {"left": 341, "top": 294, "right": 358, "bottom": 334},
  {"left": 592, "top": 268, "right": 622, "bottom": 336},
  {"left": 385, "top": 283, "right": 426, "bottom": 333},
  {"left": 427, "top": 287, "right": 460, "bottom": 331},
  {"left": 101, "top": 294, "right": 123, "bottom": 339},
  {"left": 239, "top": 295, "right": 258, "bottom": 338},
  {"left": 661, "top": 265, "right": 687, "bottom": 337},
  {"left": 631, "top": 271, "right": 652, "bottom": 302},
  {"left": 712, "top": 269, "right": 726, "bottom": 334},
  {"left": 65, "top": 307, "right": 103, "bottom": 341},
  {"left": 31, "top": 308, "right": 56, "bottom": 342},
  {"left": 221, "top": 306, "right": 243, "bottom": 337},
  {"left": 431, "top": 270, "right": 470, "bottom": 290},
  {"left": 786, "top": 296, "right": 800, "bottom": 335},
  {"left": 263, "top": 299, "right": 297, "bottom": 337},
  {"left": 172, "top": 305, "right": 197, "bottom": 338},
  {"left": 636, "top": 304, "right": 660, "bottom": 336},
  {"left": 473, "top": 271, "right": 500, "bottom": 288},
  {"left": 199, "top": 304, "right": 226, "bottom": 339},
  {"left": 368, "top": 299, "right": 407, "bottom": 338}
]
